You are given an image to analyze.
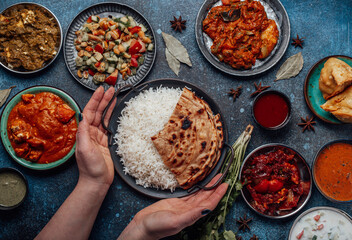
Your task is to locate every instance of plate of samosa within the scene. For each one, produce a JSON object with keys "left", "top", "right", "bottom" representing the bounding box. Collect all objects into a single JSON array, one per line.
[{"left": 304, "top": 55, "right": 352, "bottom": 124}]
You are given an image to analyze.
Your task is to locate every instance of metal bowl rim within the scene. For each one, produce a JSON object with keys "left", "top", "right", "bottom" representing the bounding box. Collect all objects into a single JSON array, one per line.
[
  {"left": 239, "top": 143, "right": 312, "bottom": 219},
  {"left": 311, "top": 139, "right": 352, "bottom": 203},
  {"left": 0, "top": 2, "right": 63, "bottom": 74},
  {"left": 287, "top": 206, "right": 352, "bottom": 240},
  {"left": 0, "top": 167, "right": 29, "bottom": 210}
]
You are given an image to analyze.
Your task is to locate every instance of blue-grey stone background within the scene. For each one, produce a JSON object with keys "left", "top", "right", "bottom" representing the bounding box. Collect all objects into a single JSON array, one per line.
[{"left": 0, "top": 0, "right": 351, "bottom": 239}]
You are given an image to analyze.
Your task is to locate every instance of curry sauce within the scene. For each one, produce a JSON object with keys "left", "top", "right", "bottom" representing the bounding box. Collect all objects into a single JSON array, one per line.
[
  {"left": 203, "top": 0, "right": 279, "bottom": 69},
  {"left": 0, "top": 4, "right": 60, "bottom": 71},
  {"left": 7, "top": 92, "right": 77, "bottom": 164}
]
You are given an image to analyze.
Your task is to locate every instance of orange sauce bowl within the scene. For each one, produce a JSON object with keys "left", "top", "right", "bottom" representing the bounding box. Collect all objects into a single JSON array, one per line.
[
  {"left": 0, "top": 86, "right": 81, "bottom": 170},
  {"left": 313, "top": 140, "right": 352, "bottom": 203}
]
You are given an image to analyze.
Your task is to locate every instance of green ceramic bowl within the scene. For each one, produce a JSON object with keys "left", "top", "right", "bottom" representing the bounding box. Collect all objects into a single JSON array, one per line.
[
  {"left": 304, "top": 55, "right": 352, "bottom": 124},
  {"left": 0, "top": 86, "right": 81, "bottom": 170}
]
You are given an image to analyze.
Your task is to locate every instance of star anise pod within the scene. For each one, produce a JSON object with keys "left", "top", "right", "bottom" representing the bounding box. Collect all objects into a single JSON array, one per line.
[
  {"left": 250, "top": 234, "right": 259, "bottom": 240},
  {"left": 291, "top": 34, "right": 304, "bottom": 48},
  {"left": 170, "top": 16, "right": 186, "bottom": 32},
  {"left": 251, "top": 82, "right": 270, "bottom": 97},
  {"left": 228, "top": 86, "right": 242, "bottom": 101},
  {"left": 298, "top": 116, "right": 316, "bottom": 132},
  {"left": 237, "top": 215, "right": 252, "bottom": 231}
]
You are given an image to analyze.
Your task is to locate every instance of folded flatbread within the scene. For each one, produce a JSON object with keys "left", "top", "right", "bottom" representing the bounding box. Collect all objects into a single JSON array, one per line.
[
  {"left": 319, "top": 57, "right": 352, "bottom": 100},
  {"left": 321, "top": 85, "right": 352, "bottom": 123},
  {"left": 151, "top": 88, "right": 223, "bottom": 189}
]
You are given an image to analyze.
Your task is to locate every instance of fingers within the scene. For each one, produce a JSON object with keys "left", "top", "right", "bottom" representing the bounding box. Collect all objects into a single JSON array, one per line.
[
  {"left": 92, "top": 87, "right": 115, "bottom": 127},
  {"left": 82, "top": 86, "right": 105, "bottom": 124},
  {"left": 183, "top": 173, "right": 223, "bottom": 202}
]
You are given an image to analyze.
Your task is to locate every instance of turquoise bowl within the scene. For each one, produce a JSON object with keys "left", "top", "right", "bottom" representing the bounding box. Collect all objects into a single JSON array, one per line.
[
  {"left": 0, "top": 86, "right": 81, "bottom": 170},
  {"left": 304, "top": 55, "right": 352, "bottom": 124}
]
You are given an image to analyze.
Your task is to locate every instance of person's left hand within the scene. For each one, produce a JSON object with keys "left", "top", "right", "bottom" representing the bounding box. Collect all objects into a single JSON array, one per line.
[
  {"left": 118, "top": 174, "right": 228, "bottom": 240},
  {"left": 75, "top": 86, "right": 116, "bottom": 188}
]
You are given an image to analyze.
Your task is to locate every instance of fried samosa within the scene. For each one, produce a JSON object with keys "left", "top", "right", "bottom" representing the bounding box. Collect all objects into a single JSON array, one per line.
[
  {"left": 321, "top": 85, "right": 352, "bottom": 123},
  {"left": 319, "top": 57, "right": 352, "bottom": 100}
]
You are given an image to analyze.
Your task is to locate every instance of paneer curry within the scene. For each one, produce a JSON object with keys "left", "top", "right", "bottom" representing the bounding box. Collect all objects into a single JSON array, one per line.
[
  {"left": 7, "top": 92, "right": 77, "bottom": 163},
  {"left": 0, "top": 4, "right": 60, "bottom": 71},
  {"left": 203, "top": 0, "right": 279, "bottom": 69}
]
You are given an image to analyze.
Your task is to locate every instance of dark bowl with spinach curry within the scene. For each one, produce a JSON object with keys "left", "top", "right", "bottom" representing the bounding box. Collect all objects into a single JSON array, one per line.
[
  {"left": 0, "top": 2, "right": 62, "bottom": 74},
  {"left": 0, "top": 167, "right": 28, "bottom": 210}
]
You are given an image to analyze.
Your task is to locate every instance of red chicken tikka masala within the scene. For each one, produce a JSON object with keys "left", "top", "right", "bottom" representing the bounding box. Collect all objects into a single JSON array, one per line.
[
  {"left": 203, "top": 0, "right": 279, "bottom": 69},
  {"left": 7, "top": 92, "right": 77, "bottom": 163}
]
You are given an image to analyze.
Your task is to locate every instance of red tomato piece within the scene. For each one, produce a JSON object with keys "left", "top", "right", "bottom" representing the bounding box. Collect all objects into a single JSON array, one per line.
[
  {"left": 313, "top": 215, "right": 320, "bottom": 222},
  {"left": 317, "top": 224, "right": 324, "bottom": 230},
  {"left": 94, "top": 44, "right": 104, "bottom": 54},
  {"left": 128, "top": 26, "right": 141, "bottom": 34},
  {"left": 296, "top": 230, "right": 304, "bottom": 239},
  {"left": 253, "top": 179, "right": 269, "bottom": 193},
  {"left": 87, "top": 16, "right": 92, "bottom": 23},
  {"left": 268, "top": 179, "right": 284, "bottom": 192},
  {"left": 105, "top": 69, "right": 118, "bottom": 85},
  {"left": 128, "top": 41, "right": 142, "bottom": 55},
  {"left": 94, "top": 62, "right": 101, "bottom": 68},
  {"left": 88, "top": 68, "right": 95, "bottom": 76},
  {"left": 130, "top": 57, "right": 138, "bottom": 67}
]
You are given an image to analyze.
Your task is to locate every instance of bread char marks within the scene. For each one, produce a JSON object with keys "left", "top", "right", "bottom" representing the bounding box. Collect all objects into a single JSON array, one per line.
[{"left": 151, "top": 88, "right": 224, "bottom": 189}]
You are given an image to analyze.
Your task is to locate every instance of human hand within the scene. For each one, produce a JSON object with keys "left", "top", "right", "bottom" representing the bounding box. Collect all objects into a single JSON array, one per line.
[
  {"left": 75, "top": 86, "right": 116, "bottom": 188},
  {"left": 118, "top": 174, "right": 228, "bottom": 240}
]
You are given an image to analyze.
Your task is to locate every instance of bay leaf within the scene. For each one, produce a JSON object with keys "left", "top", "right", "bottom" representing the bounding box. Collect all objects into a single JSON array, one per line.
[
  {"left": 0, "top": 86, "right": 16, "bottom": 108},
  {"left": 275, "top": 52, "right": 304, "bottom": 81},
  {"left": 165, "top": 48, "right": 180, "bottom": 76},
  {"left": 162, "top": 32, "right": 192, "bottom": 67}
]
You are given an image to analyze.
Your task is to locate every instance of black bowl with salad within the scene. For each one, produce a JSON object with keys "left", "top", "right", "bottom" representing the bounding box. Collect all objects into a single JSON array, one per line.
[{"left": 64, "top": 3, "right": 156, "bottom": 90}]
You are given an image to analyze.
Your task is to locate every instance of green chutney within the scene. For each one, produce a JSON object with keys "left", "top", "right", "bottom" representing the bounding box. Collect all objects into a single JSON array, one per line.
[{"left": 0, "top": 171, "right": 27, "bottom": 207}]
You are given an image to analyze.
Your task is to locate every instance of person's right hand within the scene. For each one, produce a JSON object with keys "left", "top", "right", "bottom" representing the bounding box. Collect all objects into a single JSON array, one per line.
[{"left": 118, "top": 174, "right": 228, "bottom": 240}]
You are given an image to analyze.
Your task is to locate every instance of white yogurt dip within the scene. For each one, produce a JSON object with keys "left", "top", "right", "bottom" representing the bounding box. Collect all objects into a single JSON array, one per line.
[{"left": 289, "top": 207, "right": 352, "bottom": 240}]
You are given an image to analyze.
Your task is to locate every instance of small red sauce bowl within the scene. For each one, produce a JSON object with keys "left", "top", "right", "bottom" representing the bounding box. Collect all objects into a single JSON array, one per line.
[{"left": 252, "top": 90, "right": 291, "bottom": 130}]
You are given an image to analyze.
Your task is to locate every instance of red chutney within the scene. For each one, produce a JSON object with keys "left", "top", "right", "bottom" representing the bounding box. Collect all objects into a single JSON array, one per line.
[
  {"left": 242, "top": 148, "right": 310, "bottom": 216},
  {"left": 314, "top": 143, "right": 352, "bottom": 201},
  {"left": 7, "top": 92, "right": 77, "bottom": 164},
  {"left": 253, "top": 93, "right": 289, "bottom": 128}
]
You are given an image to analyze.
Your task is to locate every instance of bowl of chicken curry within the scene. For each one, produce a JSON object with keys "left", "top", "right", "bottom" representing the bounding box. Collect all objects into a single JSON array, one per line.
[
  {"left": 0, "top": 86, "right": 80, "bottom": 170},
  {"left": 0, "top": 3, "right": 62, "bottom": 74}
]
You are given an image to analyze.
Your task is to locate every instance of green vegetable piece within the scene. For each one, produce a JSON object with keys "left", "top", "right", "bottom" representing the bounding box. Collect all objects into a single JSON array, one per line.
[{"left": 312, "top": 236, "right": 317, "bottom": 240}]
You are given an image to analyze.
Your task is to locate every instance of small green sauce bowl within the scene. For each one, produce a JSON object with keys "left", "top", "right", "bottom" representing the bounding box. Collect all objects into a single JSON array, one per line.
[
  {"left": 0, "top": 167, "right": 28, "bottom": 210},
  {"left": 0, "top": 85, "right": 81, "bottom": 170}
]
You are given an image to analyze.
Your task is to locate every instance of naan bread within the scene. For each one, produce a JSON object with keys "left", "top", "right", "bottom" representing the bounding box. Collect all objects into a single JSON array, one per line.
[
  {"left": 319, "top": 58, "right": 352, "bottom": 100},
  {"left": 151, "top": 88, "right": 223, "bottom": 189},
  {"left": 321, "top": 85, "right": 352, "bottom": 123}
]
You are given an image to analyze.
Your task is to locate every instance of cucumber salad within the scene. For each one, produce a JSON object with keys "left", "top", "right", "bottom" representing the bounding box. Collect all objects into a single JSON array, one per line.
[{"left": 74, "top": 14, "right": 153, "bottom": 86}]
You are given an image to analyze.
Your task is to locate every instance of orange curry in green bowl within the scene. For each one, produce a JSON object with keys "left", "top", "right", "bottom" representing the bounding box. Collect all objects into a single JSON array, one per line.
[{"left": 0, "top": 86, "right": 81, "bottom": 170}]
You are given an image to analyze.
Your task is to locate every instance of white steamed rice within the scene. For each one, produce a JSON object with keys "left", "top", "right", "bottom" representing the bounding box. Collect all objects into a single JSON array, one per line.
[{"left": 114, "top": 87, "right": 182, "bottom": 191}]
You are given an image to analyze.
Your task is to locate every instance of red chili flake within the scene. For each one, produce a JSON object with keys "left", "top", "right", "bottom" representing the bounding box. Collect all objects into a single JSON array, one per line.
[{"left": 313, "top": 215, "right": 320, "bottom": 222}]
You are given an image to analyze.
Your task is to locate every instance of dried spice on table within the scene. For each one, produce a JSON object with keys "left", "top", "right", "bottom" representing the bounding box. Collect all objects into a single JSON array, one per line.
[
  {"left": 0, "top": 86, "right": 16, "bottom": 108},
  {"left": 275, "top": 52, "right": 304, "bottom": 81},
  {"left": 251, "top": 82, "right": 270, "bottom": 97},
  {"left": 170, "top": 16, "right": 186, "bottom": 32},
  {"left": 237, "top": 215, "right": 252, "bottom": 231},
  {"left": 298, "top": 116, "right": 316, "bottom": 132},
  {"left": 250, "top": 234, "right": 260, "bottom": 240},
  {"left": 291, "top": 34, "right": 304, "bottom": 48},
  {"left": 228, "top": 86, "right": 242, "bottom": 101},
  {"left": 162, "top": 32, "right": 192, "bottom": 75}
]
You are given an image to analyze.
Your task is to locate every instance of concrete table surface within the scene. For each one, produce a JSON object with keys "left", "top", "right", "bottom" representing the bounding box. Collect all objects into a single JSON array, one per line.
[{"left": 0, "top": 0, "right": 351, "bottom": 239}]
